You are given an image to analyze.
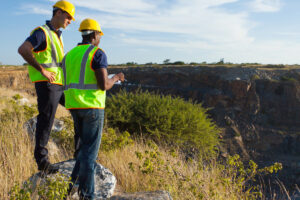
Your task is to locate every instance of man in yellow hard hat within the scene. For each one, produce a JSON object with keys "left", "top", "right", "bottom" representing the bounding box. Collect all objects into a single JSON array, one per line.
[
  {"left": 18, "top": 0, "right": 75, "bottom": 174},
  {"left": 62, "top": 18, "right": 124, "bottom": 199}
]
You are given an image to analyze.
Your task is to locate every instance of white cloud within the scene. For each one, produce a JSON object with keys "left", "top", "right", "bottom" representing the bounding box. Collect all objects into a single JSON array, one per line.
[
  {"left": 67, "top": 0, "right": 253, "bottom": 45},
  {"left": 18, "top": 0, "right": 298, "bottom": 64},
  {"left": 50, "top": 0, "right": 155, "bottom": 15},
  {"left": 250, "top": 0, "right": 282, "bottom": 12},
  {"left": 16, "top": 4, "right": 51, "bottom": 15},
  {"left": 18, "top": 0, "right": 254, "bottom": 56}
]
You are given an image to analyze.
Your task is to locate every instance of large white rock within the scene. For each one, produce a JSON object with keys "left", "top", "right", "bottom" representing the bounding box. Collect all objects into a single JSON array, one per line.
[{"left": 29, "top": 159, "right": 117, "bottom": 199}]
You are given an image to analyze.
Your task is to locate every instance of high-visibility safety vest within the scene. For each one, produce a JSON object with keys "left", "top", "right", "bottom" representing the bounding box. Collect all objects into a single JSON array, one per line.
[
  {"left": 62, "top": 44, "right": 106, "bottom": 109},
  {"left": 28, "top": 25, "right": 64, "bottom": 85}
]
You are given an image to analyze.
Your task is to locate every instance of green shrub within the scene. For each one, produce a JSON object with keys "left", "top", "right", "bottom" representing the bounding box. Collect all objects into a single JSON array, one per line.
[
  {"left": 9, "top": 173, "right": 71, "bottom": 200},
  {"left": 12, "top": 94, "right": 22, "bottom": 101},
  {"left": 172, "top": 61, "right": 185, "bottom": 65},
  {"left": 280, "top": 75, "right": 297, "bottom": 82},
  {"left": 37, "top": 173, "right": 71, "bottom": 200},
  {"left": 105, "top": 90, "right": 220, "bottom": 157},
  {"left": 9, "top": 182, "right": 32, "bottom": 200},
  {"left": 101, "top": 128, "right": 134, "bottom": 152},
  {"left": 224, "top": 154, "right": 282, "bottom": 200}
]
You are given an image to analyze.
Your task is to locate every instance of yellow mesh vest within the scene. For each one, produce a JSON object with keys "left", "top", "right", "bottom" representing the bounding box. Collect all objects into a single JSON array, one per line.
[
  {"left": 62, "top": 44, "right": 106, "bottom": 109},
  {"left": 27, "top": 25, "right": 64, "bottom": 85}
]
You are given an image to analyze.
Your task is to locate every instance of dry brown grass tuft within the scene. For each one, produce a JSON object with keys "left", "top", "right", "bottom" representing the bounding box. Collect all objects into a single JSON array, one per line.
[{"left": 0, "top": 100, "right": 67, "bottom": 199}]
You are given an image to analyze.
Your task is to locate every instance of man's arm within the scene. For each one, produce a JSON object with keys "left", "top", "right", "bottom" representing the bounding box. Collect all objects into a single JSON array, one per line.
[
  {"left": 18, "top": 41, "right": 56, "bottom": 82},
  {"left": 95, "top": 68, "right": 124, "bottom": 91}
]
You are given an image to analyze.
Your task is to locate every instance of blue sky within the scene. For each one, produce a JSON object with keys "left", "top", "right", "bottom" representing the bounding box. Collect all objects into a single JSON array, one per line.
[{"left": 1, "top": 0, "right": 300, "bottom": 65}]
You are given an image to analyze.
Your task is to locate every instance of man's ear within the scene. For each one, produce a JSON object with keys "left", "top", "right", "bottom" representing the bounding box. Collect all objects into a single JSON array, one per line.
[{"left": 55, "top": 9, "right": 63, "bottom": 17}]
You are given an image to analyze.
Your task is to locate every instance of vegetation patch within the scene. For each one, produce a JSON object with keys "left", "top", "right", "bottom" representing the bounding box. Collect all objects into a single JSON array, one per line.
[
  {"left": 9, "top": 173, "right": 71, "bottom": 200},
  {"left": 105, "top": 90, "right": 220, "bottom": 158}
]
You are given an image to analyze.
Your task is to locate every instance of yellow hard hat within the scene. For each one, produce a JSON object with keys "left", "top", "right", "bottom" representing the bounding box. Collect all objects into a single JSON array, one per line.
[
  {"left": 53, "top": 0, "right": 75, "bottom": 21},
  {"left": 79, "top": 18, "right": 104, "bottom": 36}
]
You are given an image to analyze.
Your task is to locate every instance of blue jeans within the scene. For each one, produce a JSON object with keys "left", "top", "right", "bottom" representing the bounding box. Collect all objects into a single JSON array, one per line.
[{"left": 70, "top": 109, "right": 104, "bottom": 200}]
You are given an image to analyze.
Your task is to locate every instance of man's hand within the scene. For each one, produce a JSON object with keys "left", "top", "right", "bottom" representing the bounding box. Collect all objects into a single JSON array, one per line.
[
  {"left": 41, "top": 68, "right": 56, "bottom": 83},
  {"left": 95, "top": 69, "right": 125, "bottom": 90},
  {"left": 115, "top": 72, "right": 125, "bottom": 82}
]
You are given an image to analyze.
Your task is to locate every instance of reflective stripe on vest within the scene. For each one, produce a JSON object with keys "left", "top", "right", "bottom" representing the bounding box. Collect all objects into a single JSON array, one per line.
[
  {"left": 62, "top": 45, "right": 98, "bottom": 90},
  {"left": 40, "top": 25, "right": 60, "bottom": 68},
  {"left": 27, "top": 24, "right": 64, "bottom": 84}
]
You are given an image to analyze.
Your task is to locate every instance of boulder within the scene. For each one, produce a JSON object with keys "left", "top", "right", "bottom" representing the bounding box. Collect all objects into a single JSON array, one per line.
[
  {"left": 29, "top": 159, "right": 116, "bottom": 199},
  {"left": 109, "top": 190, "right": 173, "bottom": 200}
]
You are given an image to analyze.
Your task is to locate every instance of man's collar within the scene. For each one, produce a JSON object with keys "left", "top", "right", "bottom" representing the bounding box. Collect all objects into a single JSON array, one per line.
[
  {"left": 46, "top": 20, "right": 62, "bottom": 37},
  {"left": 77, "top": 41, "right": 92, "bottom": 46}
]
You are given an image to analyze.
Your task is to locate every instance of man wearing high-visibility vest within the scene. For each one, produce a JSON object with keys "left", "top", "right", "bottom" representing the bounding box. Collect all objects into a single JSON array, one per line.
[
  {"left": 18, "top": 0, "right": 75, "bottom": 174},
  {"left": 62, "top": 18, "right": 124, "bottom": 199}
]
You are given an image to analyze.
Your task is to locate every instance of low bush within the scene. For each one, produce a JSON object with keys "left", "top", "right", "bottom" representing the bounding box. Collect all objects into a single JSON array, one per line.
[
  {"left": 280, "top": 75, "right": 297, "bottom": 82},
  {"left": 101, "top": 128, "right": 134, "bottom": 152},
  {"left": 9, "top": 173, "right": 71, "bottom": 200},
  {"left": 172, "top": 61, "right": 185, "bottom": 65},
  {"left": 105, "top": 90, "right": 220, "bottom": 158}
]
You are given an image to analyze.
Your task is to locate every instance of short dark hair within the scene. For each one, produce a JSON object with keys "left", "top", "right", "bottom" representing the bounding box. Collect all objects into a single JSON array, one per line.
[
  {"left": 82, "top": 33, "right": 95, "bottom": 41},
  {"left": 52, "top": 8, "right": 60, "bottom": 17},
  {"left": 52, "top": 8, "right": 66, "bottom": 17}
]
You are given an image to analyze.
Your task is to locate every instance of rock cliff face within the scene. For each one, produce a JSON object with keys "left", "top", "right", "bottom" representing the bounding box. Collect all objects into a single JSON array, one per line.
[{"left": 108, "top": 65, "right": 300, "bottom": 186}]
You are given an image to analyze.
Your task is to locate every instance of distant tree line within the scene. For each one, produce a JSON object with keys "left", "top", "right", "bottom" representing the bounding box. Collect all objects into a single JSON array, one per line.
[{"left": 108, "top": 58, "right": 264, "bottom": 67}]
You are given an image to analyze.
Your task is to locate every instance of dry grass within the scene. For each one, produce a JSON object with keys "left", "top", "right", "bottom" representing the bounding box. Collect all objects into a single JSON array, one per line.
[
  {"left": 99, "top": 141, "right": 247, "bottom": 200},
  {"left": 0, "top": 102, "right": 247, "bottom": 200},
  {"left": 0, "top": 116, "right": 35, "bottom": 199},
  {"left": 0, "top": 87, "right": 70, "bottom": 119},
  {"left": 0, "top": 100, "right": 67, "bottom": 199},
  {"left": 0, "top": 88, "right": 35, "bottom": 111}
]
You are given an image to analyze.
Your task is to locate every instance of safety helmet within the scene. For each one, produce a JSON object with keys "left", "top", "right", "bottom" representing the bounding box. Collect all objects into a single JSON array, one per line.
[
  {"left": 53, "top": 0, "right": 75, "bottom": 21},
  {"left": 79, "top": 18, "right": 104, "bottom": 36}
]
